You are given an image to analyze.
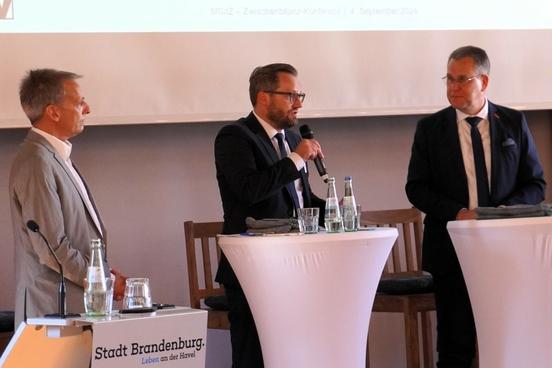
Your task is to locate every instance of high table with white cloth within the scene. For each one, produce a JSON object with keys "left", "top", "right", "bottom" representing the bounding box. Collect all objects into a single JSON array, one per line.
[
  {"left": 218, "top": 228, "right": 398, "bottom": 368},
  {"left": 447, "top": 216, "right": 552, "bottom": 368}
]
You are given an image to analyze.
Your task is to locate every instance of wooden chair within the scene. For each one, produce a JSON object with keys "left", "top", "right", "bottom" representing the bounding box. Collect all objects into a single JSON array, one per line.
[
  {"left": 361, "top": 208, "right": 436, "bottom": 368},
  {"left": 184, "top": 220, "right": 229, "bottom": 329}
]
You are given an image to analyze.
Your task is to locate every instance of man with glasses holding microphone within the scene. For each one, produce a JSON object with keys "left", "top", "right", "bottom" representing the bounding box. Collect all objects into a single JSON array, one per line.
[
  {"left": 214, "top": 63, "right": 325, "bottom": 367},
  {"left": 405, "top": 46, "right": 545, "bottom": 367}
]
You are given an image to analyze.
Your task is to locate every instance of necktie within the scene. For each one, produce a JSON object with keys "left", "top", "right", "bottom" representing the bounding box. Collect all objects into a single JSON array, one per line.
[
  {"left": 274, "top": 133, "right": 301, "bottom": 210},
  {"left": 465, "top": 117, "right": 490, "bottom": 206}
]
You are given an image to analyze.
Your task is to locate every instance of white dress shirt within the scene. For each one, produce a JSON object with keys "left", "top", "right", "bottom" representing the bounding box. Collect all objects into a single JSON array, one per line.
[{"left": 456, "top": 99, "right": 491, "bottom": 209}]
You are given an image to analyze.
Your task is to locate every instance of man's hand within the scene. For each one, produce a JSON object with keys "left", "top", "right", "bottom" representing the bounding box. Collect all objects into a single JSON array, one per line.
[
  {"left": 294, "top": 139, "right": 324, "bottom": 161},
  {"left": 456, "top": 208, "right": 477, "bottom": 220},
  {"left": 111, "top": 268, "right": 128, "bottom": 301}
]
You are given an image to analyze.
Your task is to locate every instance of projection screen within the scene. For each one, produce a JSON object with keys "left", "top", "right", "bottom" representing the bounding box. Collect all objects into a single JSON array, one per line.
[{"left": 1, "top": 0, "right": 551, "bottom": 128}]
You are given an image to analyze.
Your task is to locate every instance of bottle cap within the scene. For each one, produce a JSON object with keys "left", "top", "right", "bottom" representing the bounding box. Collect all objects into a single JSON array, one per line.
[{"left": 344, "top": 176, "right": 352, "bottom": 180}]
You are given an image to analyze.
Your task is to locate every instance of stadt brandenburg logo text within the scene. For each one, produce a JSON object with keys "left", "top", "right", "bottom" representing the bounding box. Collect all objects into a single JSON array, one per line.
[{"left": 1, "top": 0, "right": 14, "bottom": 20}]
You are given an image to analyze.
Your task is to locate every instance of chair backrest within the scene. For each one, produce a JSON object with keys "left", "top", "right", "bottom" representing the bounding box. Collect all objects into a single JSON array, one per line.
[
  {"left": 360, "top": 208, "right": 423, "bottom": 274},
  {"left": 184, "top": 221, "right": 224, "bottom": 309}
]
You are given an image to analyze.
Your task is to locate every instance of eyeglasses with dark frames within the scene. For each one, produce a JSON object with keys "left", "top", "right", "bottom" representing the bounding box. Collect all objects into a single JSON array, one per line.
[{"left": 264, "top": 91, "right": 306, "bottom": 103}]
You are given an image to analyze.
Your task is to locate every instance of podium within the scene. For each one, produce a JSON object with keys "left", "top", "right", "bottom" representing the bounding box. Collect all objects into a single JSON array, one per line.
[
  {"left": 219, "top": 229, "right": 397, "bottom": 368},
  {"left": 448, "top": 217, "right": 552, "bottom": 368},
  {"left": 0, "top": 307, "right": 207, "bottom": 368}
]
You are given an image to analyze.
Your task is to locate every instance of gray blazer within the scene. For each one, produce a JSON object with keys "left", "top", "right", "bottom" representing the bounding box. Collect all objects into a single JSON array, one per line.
[{"left": 9, "top": 130, "right": 107, "bottom": 326}]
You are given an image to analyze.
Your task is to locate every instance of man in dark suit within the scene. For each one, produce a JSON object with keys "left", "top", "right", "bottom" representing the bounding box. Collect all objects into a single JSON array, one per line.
[
  {"left": 406, "top": 46, "right": 545, "bottom": 367},
  {"left": 214, "top": 63, "right": 325, "bottom": 367}
]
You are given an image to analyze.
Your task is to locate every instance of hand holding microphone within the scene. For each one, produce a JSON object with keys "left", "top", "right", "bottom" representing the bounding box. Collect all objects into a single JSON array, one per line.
[
  {"left": 294, "top": 138, "right": 323, "bottom": 161},
  {"left": 298, "top": 124, "right": 329, "bottom": 182}
]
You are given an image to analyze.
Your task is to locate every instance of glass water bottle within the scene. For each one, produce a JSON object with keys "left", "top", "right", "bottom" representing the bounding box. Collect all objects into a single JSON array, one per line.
[
  {"left": 84, "top": 239, "right": 108, "bottom": 315},
  {"left": 342, "top": 176, "right": 358, "bottom": 231},
  {"left": 324, "top": 177, "right": 343, "bottom": 233}
]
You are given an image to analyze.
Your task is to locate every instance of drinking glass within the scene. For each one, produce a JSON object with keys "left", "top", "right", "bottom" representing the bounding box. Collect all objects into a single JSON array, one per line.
[
  {"left": 355, "top": 205, "right": 362, "bottom": 230},
  {"left": 122, "top": 278, "right": 152, "bottom": 309},
  {"left": 298, "top": 208, "right": 320, "bottom": 234}
]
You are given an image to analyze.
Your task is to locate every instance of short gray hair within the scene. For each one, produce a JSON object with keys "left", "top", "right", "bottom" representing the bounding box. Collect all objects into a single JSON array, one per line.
[
  {"left": 19, "top": 69, "right": 82, "bottom": 124},
  {"left": 448, "top": 46, "right": 490, "bottom": 75},
  {"left": 249, "top": 63, "right": 298, "bottom": 106}
]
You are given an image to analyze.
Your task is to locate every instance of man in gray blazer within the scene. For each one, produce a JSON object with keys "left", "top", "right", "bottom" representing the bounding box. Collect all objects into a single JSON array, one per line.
[{"left": 9, "top": 69, "right": 125, "bottom": 327}]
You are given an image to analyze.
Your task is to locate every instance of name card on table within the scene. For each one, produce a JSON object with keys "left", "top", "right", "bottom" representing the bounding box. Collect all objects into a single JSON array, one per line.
[{"left": 90, "top": 308, "right": 207, "bottom": 368}]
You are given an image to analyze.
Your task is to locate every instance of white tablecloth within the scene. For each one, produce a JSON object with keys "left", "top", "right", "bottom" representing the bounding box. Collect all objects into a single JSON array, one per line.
[
  {"left": 448, "top": 217, "right": 552, "bottom": 368},
  {"left": 219, "top": 229, "right": 397, "bottom": 368}
]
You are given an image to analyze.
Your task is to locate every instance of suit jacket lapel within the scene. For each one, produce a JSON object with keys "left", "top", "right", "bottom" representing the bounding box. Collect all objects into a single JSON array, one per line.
[
  {"left": 53, "top": 154, "right": 105, "bottom": 239},
  {"left": 242, "top": 113, "right": 279, "bottom": 165},
  {"left": 442, "top": 107, "right": 470, "bottom": 202},
  {"left": 27, "top": 132, "right": 105, "bottom": 238},
  {"left": 71, "top": 162, "right": 107, "bottom": 240},
  {"left": 242, "top": 115, "right": 307, "bottom": 208},
  {"left": 442, "top": 107, "right": 465, "bottom": 175},
  {"left": 488, "top": 101, "right": 502, "bottom": 200}
]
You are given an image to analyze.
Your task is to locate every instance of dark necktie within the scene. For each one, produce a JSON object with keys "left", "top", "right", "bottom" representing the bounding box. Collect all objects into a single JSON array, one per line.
[
  {"left": 465, "top": 117, "right": 490, "bottom": 207},
  {"left": 274, "top": 133, "right": 300, "bottom": 210}
]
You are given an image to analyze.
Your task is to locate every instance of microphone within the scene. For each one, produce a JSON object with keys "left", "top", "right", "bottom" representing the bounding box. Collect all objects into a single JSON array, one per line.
[
  {"left": 299, "top": 124, "right": 329, "bottom": 183},
  {"left": 26, "top": 220, "right": 75, "bottom": 318}
]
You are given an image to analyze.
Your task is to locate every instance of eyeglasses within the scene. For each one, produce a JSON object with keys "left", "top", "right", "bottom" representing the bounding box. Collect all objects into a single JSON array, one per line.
[
  {"left": 442, "top": 74, "right": 481, "bottom": 86},
  {"left": 264, "top": 91, "right": 306, "bottom": 103}
]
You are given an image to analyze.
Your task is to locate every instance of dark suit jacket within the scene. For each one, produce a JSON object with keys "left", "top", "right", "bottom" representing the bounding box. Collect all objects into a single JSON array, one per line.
[
  {"left": 214, "top": 113, "right": 325, "bottom": 286},
  {"left": 406, "top": 102, "right": 546, "bottom": 275}
]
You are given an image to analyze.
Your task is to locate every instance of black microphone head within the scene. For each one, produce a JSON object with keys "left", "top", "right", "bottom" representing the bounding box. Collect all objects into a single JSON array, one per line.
[
  {"left": 299, "top": 124, "right": 314, "bottom": 139},
  {"left": 26, "top": 220, "right": 39, "bottom": 233}
]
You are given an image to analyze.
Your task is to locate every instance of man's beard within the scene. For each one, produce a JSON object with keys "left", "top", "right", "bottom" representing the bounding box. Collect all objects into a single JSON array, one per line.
[{"left": 267, "top": 107, "right": 298, "bottom": 130}]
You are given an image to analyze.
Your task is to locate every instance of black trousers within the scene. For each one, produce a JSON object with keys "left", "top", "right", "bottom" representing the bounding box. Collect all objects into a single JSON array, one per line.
[
  {"left": 433, "top": 270, "right": 477, "bottom": 368},
  {"left": 224, "top": 285, "right": 264, "bottom": 368}
]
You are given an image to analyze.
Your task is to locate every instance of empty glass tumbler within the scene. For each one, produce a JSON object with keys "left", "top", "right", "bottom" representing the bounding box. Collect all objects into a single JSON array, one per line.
[
  {"left": 122, "top": 278, "right": 152, "bottom": 309},
  {"left": 298, "top": 207, "right": 320, "bottom": 234}
]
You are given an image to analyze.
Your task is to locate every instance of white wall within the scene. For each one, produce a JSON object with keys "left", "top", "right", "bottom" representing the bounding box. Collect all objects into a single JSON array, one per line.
[{"left": 1, "top": 111, "right": 550, "bottom": 367}]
